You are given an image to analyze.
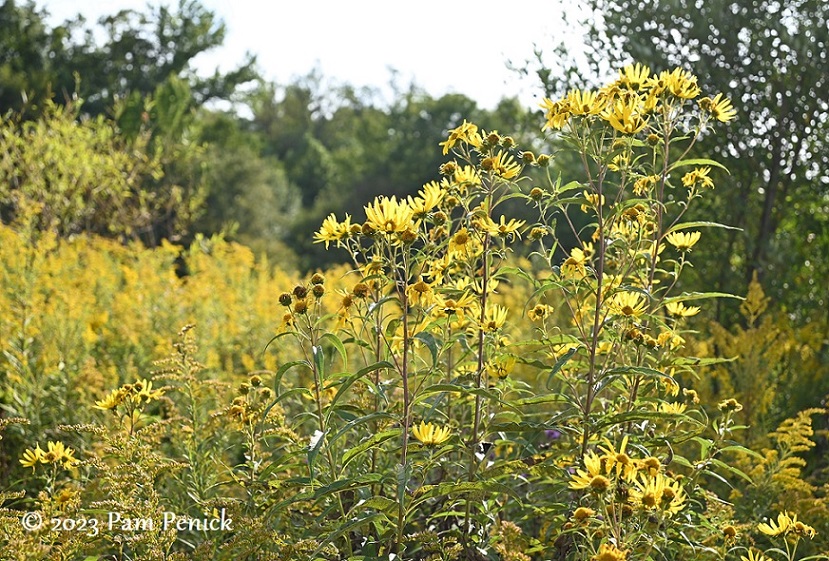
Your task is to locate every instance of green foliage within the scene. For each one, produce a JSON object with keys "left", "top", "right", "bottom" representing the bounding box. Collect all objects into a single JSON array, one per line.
[
  {"left": 527, "top": 0, "right": 829, "bottom": 323},
  {"left": 2, "top": 59, "right": 828, "bottom": 561},
  {"left": 0, "top": 101, "right": 163, "bottom": 238}
]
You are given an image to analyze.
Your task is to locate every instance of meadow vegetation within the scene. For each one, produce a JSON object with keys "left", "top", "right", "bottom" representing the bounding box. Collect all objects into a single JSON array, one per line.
[{"left": 1, "top": 61, "right": 827, "bottom": 561}]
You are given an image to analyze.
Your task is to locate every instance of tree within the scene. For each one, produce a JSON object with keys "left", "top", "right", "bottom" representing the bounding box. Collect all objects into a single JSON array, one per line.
[
  {"left": 0, "top": 0, "right": 73, "bottom": 113},
  {"left": 527, "top": 0, "right": 829, "bottom": 320}
]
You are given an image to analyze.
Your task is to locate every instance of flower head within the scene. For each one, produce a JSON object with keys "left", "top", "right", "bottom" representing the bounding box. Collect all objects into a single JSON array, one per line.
[
  {"left": 592, "top": 542, "right": 628, "bottom": 561},
  {"left": 440, "top": 120, "right": 482, "bottom": 154},
  {"left": 412, "top": 422, "right": 452, "bottom": 446},
  {"left": 665, "top": 301, "right": 701, "bottom": 317},
  {"left": 699, "top": 93, "right": 737, "bottom": 122},
  {"left": 364, "top": 196, "right": 414, "bottom": 235},
  {"left": 665, "top": 231, "right": 701, "bottom": 251}
]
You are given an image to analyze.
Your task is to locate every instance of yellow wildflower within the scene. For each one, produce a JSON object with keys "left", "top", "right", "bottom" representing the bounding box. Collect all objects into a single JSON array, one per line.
[
  {"left": 569, "top": 451, "right": 609, "bottom": 491},
  {"left": 20, "top": 444, "right": 45, "bottom": 470},
  {"left": 741, "top": 549, "right": 772, "bottom": 561},
  {"left": 567, "top": 89, "right": 606, "bottom": 116},
  {"left": 605, "top": 96, "right": 648, "bottom": 134},
  {"left": 561, "top": 247, "right": 588, "bottom": 279},
  {"left": 599, "top": 435, "right": 638, "bottom": 481},
  {"left": 630, "top": 472, "right": 687, "bottom": 515},
  {"left": 665, "top": 301, "right": 701, "bottom": 317},
  {"left": 540, "top": 97, "right": 571, "bottom": 130},
  {"left": 608, "top": 291, "right": 648, "bottom": 318},
  {"left": 528, "top": 304, "right": 554, "bottom": 322},
  {"left": 95, "top": 387, "right": 127, "bottom": 410},
  {"left": 699, "top": 93, "right": 737, "bottom": 122},
  {"left": 758, "top": 512, "right": 794, "bottom": 536},
  {"left": 480, "top": 151, "right": 521, "bottom": 180},
  {"left": 439, "top": 119, "right": 483, "bottom": 154},
  {"left": 682, "top": 166, "right": 715, "bottom": 189},
  {"left": 618, "top": 63, "right": 651, "bottom": 91},
  {"left": 481, "top": 305, "right": 508, "bottom": 333},
  {"left": 592, "top": 542, "right": 628, "bottom": 561},
  {"left": 663, "top": 67, "right": 700, "bottom": 99},
  {"left": 452, "top": 165, "right": 481, "bottom": 193},
  {"left": 478, "top": 215, "right": 526, "bottom": 239},
  {"left": 314, "top": 213, "right": 353, "bottom": 248},
  {"left": 364, "top": 196, "right": 414, "bottom": 235},
  {"left": 658, "top": 402, "right": 687, "bottom": 415},
  {"left": 412, "top": 422, "right": 452, "bottom": 446},
  {"left": 581, "top": 191, "right": 605, "bottom": 213},
  {"left": 665, "top": 230, "right": 701, "bottom": 251}
]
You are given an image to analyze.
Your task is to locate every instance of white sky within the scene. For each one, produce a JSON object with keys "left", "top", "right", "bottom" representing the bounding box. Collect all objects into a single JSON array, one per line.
[{"left": 41, "top": 0, "right": 583, "bottom": 109}]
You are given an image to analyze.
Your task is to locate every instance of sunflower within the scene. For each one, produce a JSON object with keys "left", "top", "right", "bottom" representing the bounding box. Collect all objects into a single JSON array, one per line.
[
  {"left": 608, "top": 291, "right": 648, "bottom": 318},
  {"left": 665, "top": 231, "right": 701, "bottom": 251},
  {"left": 699, "top": 93, "right": 737, "bottom": 122},
  {"left": 364, "top": 196, "right": 415, "bottom": 235},
  {"left": 665, "top": 301, "right": 701, "bottom": 317},
  {"left": 412, "top": 422, "right": 452, "bottom": 446},
  {"left": 20, "top": 444, "right": 45, "bottom": 470}
]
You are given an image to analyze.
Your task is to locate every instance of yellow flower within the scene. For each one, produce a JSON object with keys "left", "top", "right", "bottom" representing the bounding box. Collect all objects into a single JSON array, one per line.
[
  {"left": 741, "top": 549, "right": 772, "bottom": 561},
  {"left": 699, "top": 93, "right": 737, "bottom": 122},
  {"left": 95, "top": 387, "right": 127, "bottom": 410},
  {"left": 314, "top": 213, "right": 353, "bottom": 248},
  {"left": 569, "top": 451, "right": 610, "bottom": 491},
  {"left": 599, "top": 435, "right": 638, "bottom": 481},
  {"left": 605, "top": 96, "right": 648, "bottom": 134},
  {"left": 665, "top": 231, "right": 701, "bottom": 251},
  {"left": 481, "top": 305, "right": 508, "bottom": 333},
  {"left": 608, "top": 291, "right": 648, "bottom": 318},
  {"left": 486, "top": 356, "right": 516, "bottom": 380},
  {"left": 478, "top": 215, "right": 526, "bottom": 239},
  {"left": 133, "top": 378, "right": 164, "bottom": 402},
  {"left": 408, "top": 181, "right": 445, "bottom": 216},
  {"left": 630, "top": 473, "right": 687, "bottom": 516},
  {"left": 658, "top": 402, "right": 687, "bottom": 415},
  {"left": 618, "top": 63, "right": 651, "bottom": 91},
  {"left": 561, "top": 247, "right": 588, "bottom": 279},
  {"left": 540, "top": 97, "right": 571, "bottom": 130},
  {"left": 412, "top": 422, "right": 452, "bottom": 446},
  {"left": 758, "top": 512, "right": 794, "bottom": 536},
  {"left": 682, "top": 166, "right": 715, "bottom": 189},
  {"left": 452, "top": 165, "right": 481, "bottom": 193},
  {"left": 481, "top": 151, "right": 521, "bottom": 180},
  {"left": 407, "top": 279, "right": 436, "bottom": 308},
  {"left": 439, "top": 119, "right": 483, "bottom": 154},
  {"left": 20, "top": 444, "right": 45, "bottom": 470},
  {"left": 592, "top": 542, "right": 628, "bottom": 561},
  {"left": 580, "top": 190, "right": 606, "bottom": 213},
  {"left": 718, "top": 398, "right": 743, "bottom": 413},
  {"left": 448, "top": 228, "right": 481, "bottom": 259},
  {"left": 364, "top": 196, "right": 414, "bottom": 235},
  {"left": 662, "top": 67, "right": 700, "bottom": 99},
  {"left": 528, "top": 304, "right": 554, "bottom": 322},
  {"left": 665, "top": 301, "right": 701, "bottom": 317},
  {"left": 573, "top": 506, "right": 595, "bottom": 522},
  {"left": 567, "top": 89, "right": 606, "bottom": 116}
]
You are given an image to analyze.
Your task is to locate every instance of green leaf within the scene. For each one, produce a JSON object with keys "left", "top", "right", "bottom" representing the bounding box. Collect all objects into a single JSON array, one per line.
[
  {"left": 312, "top": 344, "right": 325, "bottom": 379},
  {"left": 414, "top": 331, "right": 439, "bottom": 366},
  {"left": 319, "top": 332, "right": 347, "bottom": 367},
  {"left": 545, "top": 346, "right": 579, "bottom": 390},
  {"left": 325, "top": 361, "right": 394, "bottom": 423},
  {"left": 665, "top": 221, "right": 741, "bottom": 232},
  {"left": 667, "top": 158, "right": 730, "bottom": 173},
  {"left": 342, "top": 429, "right": 401, "bottom": 468}
]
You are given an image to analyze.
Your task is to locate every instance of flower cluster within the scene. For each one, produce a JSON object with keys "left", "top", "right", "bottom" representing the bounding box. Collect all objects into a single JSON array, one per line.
[
  {"left": 541, "top": 64, "right": 736, "bottom": 134},
  {"left": 94, "top": 378, "right": 164, "bottom": 410},
  {"left": 20, "top": 441, "right": 79, "bottom": 471}
]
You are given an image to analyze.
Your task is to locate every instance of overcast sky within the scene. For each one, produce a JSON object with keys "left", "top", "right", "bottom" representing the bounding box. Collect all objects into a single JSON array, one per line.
[{"left": 40, "top": 0, "right": 585, "bottom": 109}]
